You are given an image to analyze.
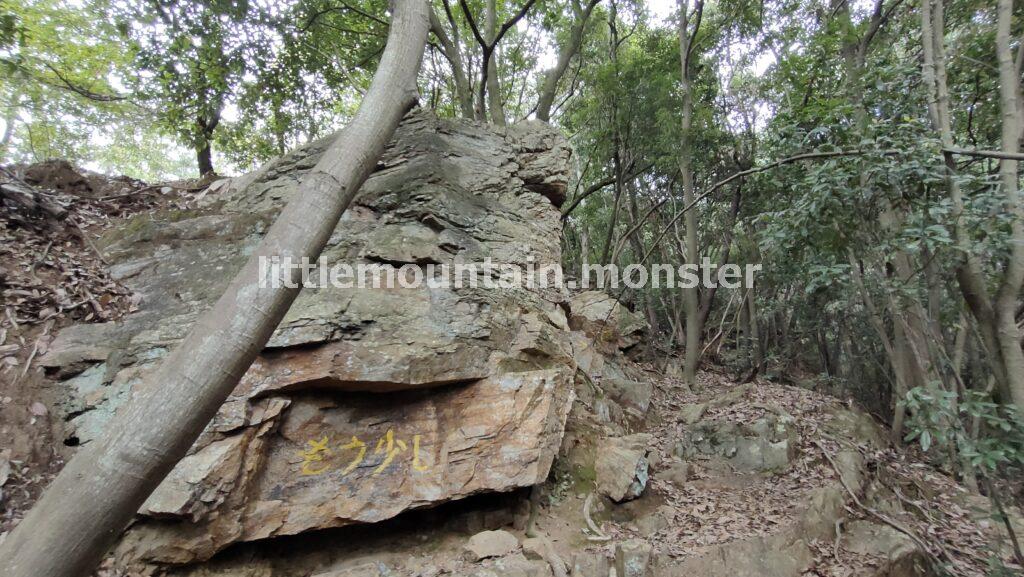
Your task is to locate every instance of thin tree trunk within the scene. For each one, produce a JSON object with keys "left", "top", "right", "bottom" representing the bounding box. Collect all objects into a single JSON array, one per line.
[
  {"left": 196, "top": 110, "right": 221, "bottom": 176},
  {"left": 697, "top": 183, "right": 742, "bottom": 330},
  {"left": 747, "top": 287, "right": 762, "bottom": 369},
  {"left": 600, "top": 3, "right": 624, "bottom": 266},
  {"left": 484, "top": 0, "right": 505, "bottom": 125},
  {"left": 992, "top": 0, "right": 1024, "bottom": 410},
  {"left": 430, "top": 8, "right": 474, "bottom": 118},
  {"left": 920, "top": 0, "right": 1015, "bottom": 404},
  {"left": 599, "top": 182, "right": 623, "bottom": 265},
  {"left": 0, "top": 86, "right": 20, "bottom": 159},
  {"left": 0, "top": 4, "right": 430, "bottom": 577},
  {"left": 535, "top": 0, "right": 600, "bottom": 122},
  {"left": 849, "top": 252, "right": 907, "bottom": 443},
  {"left": 677, "top": 0, "right": 704, "bottom": 387},
  {"left": 625, "top": 180, "right": 660, "bottom": 335}
]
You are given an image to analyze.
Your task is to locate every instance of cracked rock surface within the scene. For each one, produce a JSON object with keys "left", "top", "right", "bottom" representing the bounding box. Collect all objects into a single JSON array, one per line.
[{"left": 39, "top": 110, "right": 578, "bottom": 566}]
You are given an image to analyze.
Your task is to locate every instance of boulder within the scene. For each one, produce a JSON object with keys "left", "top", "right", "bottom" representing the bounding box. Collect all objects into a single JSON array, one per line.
[
  {"left": 634, "top": 506, "right": 672, "bottom": 535},
  {"left": 677, "top": 403, "right": 707, "bottom": 425},
  {"left": 595, "top": 434, "right": 651, "bottom": 502},
  {"left": 591, "top": 360, "right": 653, "bottom": 422},
  {"left": 674, "top": 416, "right": 797, "bottom": 473},
  {"left": 824, "top": 407, "right": 888, "bottom": 450},
  {"left": 472, "top": 552, "right": 554, "bottom": 577},
  {"left": 41, "top": 111, "right": 578, "bottom": 566},
  {"left": 844, "top": 521, "right": 928, "bottom": 577},
  {"left": 465, "top": 530, "right": 521, "bottom": 561},
  {"left": 521, "top": 536, "right": 568, "bottom": 577},
  {"left": 568, "top": 291, "right": 645, "bottom": 352}
]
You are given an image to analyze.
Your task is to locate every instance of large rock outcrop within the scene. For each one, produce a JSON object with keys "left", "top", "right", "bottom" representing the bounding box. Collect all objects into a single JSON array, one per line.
[{"left": 40, "top": 110, "right": 576, "bottom": 565}]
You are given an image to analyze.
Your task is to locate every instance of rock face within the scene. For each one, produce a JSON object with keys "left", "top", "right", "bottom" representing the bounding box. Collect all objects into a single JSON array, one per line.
[{"left": 40, "top": 110, "right": 577, "bottom": 565}]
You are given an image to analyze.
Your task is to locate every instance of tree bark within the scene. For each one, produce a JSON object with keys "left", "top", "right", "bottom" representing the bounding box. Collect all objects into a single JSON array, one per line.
[
  {"left": 484, "top": 0, "right": 506, "bottom": 125},
  {"left": 0, "top": 3, "right": 430, "bottom": 577},
  {"left": 920, "top": 0, "right": 1021, "bottom": 408},
  {"left": 430, "top": 7, "right": 474, "bottom": 118},
  {"left": 992, "top": 0, "right": 1024, "bottom": 410},
  {"left": 195, "top": 110, "right": 221, "bottom": 176},
  {"left": 459, "top": 0, "right": 536, "bottom": 125},
  {"left": 196, "top": 141, "right": 214, "bottom": 176},
  {"left": 0, "top": 86, "right": 20, "bottom": 159},
  {"left": 625, "top": 180, "right": 660, "bottom": 335},
  {"left": 697, "top": 183, "right": 742, "bottom": 330},
  {"left": 535, "top": 0, "right": 601, "bottom": 122},
  {"left": 677, "top": 0, "right": 703, "bottom": 388}
]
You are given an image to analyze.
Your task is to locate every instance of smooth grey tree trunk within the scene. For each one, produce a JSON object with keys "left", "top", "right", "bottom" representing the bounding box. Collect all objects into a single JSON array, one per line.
[
  {"left": 678, "top": 0, "right": 703, "bottom": 388},
  {"left": 535, "top": 0, "right": 601, "bottom": 122},
  {"left": 0, "top": 2, "right": 429, "bottom": 576}
]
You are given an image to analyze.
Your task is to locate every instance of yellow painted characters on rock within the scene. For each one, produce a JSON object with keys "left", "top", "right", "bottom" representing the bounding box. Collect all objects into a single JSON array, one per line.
[
  {"left": 296, "top": 430, "right": 433, "bottom": 478},
  {"left": 298, "top": 435, "right": 332, "bottom": 475}
]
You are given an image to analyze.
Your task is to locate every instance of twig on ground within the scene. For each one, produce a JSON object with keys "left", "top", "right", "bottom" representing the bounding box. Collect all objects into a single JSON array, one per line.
[{"left": 813, "top": 439, "right": 946, "bottom": 573}]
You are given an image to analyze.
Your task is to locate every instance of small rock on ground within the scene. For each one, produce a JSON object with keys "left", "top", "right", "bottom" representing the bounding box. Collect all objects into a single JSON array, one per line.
[{"left": 465, "top": 530, "right": 520, "bottom": 561}]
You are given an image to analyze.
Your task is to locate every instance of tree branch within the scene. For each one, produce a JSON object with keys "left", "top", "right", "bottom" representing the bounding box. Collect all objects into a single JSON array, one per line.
[
  {"left": 41, "top": 63, "right": 127, "bottom": 102},
  {"left": 944, "top": 147, "right": 1024, "bottom": 161},
  {"left": 639, "top": 149, "right": 878, "bottom": 266},
  {"left": 561, "top": 161, "right": 654, "bottom": 219}
]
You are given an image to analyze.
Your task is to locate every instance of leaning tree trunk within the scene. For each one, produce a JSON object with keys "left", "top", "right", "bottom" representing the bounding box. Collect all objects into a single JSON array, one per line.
[
  {"left": 535, "top": 0, "right": 601, "bottom": 122},
  {"left": 0, "top": 3, "right": 430, "bottom": 577}
]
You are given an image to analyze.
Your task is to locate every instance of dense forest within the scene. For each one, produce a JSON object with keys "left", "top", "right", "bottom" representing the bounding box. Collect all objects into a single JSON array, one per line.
[{"left": 1, "top": 0, "right": 1024, "bottom": 576}]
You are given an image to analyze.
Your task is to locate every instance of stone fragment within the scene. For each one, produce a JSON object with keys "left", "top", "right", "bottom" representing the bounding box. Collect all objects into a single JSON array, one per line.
[
  {"left": 570, "top": 553, "right": 609, "bottom": 577},
  {"left": 614, "top": 540, "right": 654, "bottom": 577},
  {"left": 595, "top": 434, "right": 651, "bottom": 502},
  {"left": 661, "top": 461, "right": 690, "bottom": 486},
  {"left": 678, "top": 403, "right": 706, "bottom": 425},
  {"left": 465, "top": 530, "right": 520, "bottom": 561},
  {"left": 568, "top": 292, "right": 645, "bottom": 352}
]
